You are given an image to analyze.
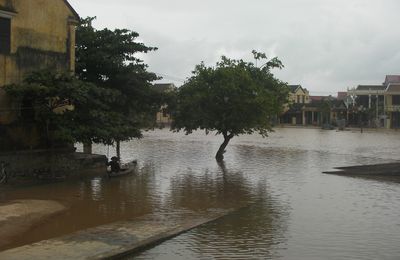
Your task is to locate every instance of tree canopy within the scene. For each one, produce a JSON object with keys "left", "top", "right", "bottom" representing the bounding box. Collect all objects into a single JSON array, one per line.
[
  {"left": 74, "top": 17, "right": 161, "bottom": 153},
  {"left": 4, "top": 17, "right": 161, "bottom": 154},
  {"left": 4, "top": 70, "right": 108, "bottom": 148},
  {"left": 173, "top": 52, "right": 288, "bottom": 161}
]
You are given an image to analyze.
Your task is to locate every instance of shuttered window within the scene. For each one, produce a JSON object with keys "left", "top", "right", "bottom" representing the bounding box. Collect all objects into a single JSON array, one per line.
[{"left": 0, "top": 17, "right": 11, "bottom": 54}]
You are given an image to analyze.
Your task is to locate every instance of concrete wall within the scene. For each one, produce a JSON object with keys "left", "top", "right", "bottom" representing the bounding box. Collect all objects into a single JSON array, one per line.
[
  {"left": 0, "top": 0, "right": 78, "bottom": 150},
  {"left": 0, "top": 149, "right": 106, "bottom": 183}
]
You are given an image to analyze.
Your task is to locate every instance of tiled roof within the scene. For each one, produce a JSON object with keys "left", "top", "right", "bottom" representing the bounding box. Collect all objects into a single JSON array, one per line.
[
  {"left": 288, "top": 85, "right": 301, "bottom": 93},
  {"left": 153, "top": 83, "right": 176, "bottom": 92},
  {"left": 356, "top": 85, "right": 385, "bottom": 91},
  {"left": 337, "top": 92, "right": 347, "bottom": 100},
  {"left": 386, "top": 84, "right": 400, "bottom": 93},
  {"left": 384, "top": 75, "right": 400, "bottom": 86}
]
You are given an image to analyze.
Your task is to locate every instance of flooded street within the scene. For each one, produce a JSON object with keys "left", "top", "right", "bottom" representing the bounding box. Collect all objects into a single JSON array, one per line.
[{"left": 2, "top": 128, "right": 400, "bottom": 259}]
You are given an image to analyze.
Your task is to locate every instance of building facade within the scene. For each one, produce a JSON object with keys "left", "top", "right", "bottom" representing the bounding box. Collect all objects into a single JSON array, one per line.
[
  {"left": 153, "top": 83, "right": 176, "bottom": 126},
  {"left": 347, "top": 75, "right": 400, "bottom": 128},
  {"left": 280, "top": 85, "right": 347, "bottom": 127},
  {"left": 0, "top": 0, "right": 79, "bottom": 149}
]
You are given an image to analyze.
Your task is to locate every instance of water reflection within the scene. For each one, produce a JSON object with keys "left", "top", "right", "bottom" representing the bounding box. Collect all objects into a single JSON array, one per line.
[
  {"left": 0, "top": 164, "right": 161, "bottom": 250},
  {"left": 2, "top": 128, "right": 400, "bottom": 259},
  {"left": 164, "top": 163, "right": 252, "bottom": 212},
  {"left": 133, "top": 164, "right": 288, "bottom": 260}
]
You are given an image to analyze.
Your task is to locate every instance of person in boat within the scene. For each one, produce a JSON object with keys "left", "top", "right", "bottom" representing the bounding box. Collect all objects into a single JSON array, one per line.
[{"left": 106, "top": 156, "right": 121, "bottom": 173}]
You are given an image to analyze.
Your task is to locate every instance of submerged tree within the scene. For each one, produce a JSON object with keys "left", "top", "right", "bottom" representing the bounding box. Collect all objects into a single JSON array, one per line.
[
  {"left": 173, "top": 52, "right": 288, "bottom": 162},
  {"left": 75, "top": 17, "right": 161, "bottom": 157}
]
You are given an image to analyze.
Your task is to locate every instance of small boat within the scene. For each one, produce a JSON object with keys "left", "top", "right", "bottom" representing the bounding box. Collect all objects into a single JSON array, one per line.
[{"left": 107, "top": 160, "right": 137, "bottom": 178}]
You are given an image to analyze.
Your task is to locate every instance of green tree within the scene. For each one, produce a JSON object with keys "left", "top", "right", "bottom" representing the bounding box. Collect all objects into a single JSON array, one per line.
[
  {"left": 75, "top": 17, "right": 161, "bottom": 157},
  {"left": 173, "top": 52, "right": 288, "bottom": 162},
  {"left": 4, "top": 70, "right": 112, "bottom": 148}
]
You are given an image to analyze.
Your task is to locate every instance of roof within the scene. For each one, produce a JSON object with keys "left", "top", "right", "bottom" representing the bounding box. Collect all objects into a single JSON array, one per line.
[
  {"left": 356, "top": 85, "right": 386, "bottom": 91},
  {"left": 384, "top": 75, "right": 400, "bottom": 86},
  {"left": 288, "top": 85, "right": 300, "bottom": 93},
  {"left": 337, "top": 92, "right": 347, "bottom": 100},
  {"left": 386, "top": 84, "right": 400, "bottom": 93},
  {"left": 288, "top": 85, "right": 308, "bottom": 94},
  {"left": 153, "top": 83, "right": 176, "bottom": 92},
  {"left": 63, "top": 0, "right": 80, "bottom": 21}
]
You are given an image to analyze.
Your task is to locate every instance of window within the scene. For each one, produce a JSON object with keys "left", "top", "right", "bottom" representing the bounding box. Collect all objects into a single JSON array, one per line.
[
  {"left": 392, "top": 95, "right": 400, "bottom": 105},
  {"left": 0, "top": 17, "right": 11, "bottom": 54}
]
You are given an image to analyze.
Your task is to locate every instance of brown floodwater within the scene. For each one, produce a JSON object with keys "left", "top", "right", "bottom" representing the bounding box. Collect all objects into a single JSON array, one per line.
[{"left": 1, "top": 128, "right": 400, "bottom": 259}]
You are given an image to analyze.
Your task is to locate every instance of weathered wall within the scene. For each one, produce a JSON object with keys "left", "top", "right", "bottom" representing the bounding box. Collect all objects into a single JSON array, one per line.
[
  {"left": 0, "top": 150, "right": 106, "bottom": 183},
  {"left": 0, "top": 0, "right": 77, "bottom": 86},
  {"left": 0, "top": 0, "right": 78, "bottom": 150}
]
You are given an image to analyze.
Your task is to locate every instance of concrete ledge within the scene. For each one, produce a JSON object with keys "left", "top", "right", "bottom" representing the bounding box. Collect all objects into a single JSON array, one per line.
[
  {"left": 0, "top": 209, "right": 235, "bottom": 260},
  {"left": 323, "top": 162, "right": 400, "bottom": 176}
]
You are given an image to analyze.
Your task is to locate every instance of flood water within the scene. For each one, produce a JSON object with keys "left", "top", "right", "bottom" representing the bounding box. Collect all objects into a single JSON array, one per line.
[{"left": 2, "top": 128, "right": 400, "bottom": 259}]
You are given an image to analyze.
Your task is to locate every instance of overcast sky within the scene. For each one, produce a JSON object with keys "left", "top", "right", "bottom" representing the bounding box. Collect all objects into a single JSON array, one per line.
[{"left": 68, "top": 0, "right": 400, "bottom": 95}]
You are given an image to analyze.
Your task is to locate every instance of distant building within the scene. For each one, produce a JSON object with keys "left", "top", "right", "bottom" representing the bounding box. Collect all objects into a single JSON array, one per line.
[
  {"left": 0, "top": 0, "right": 79, "bottom": 150},
  {"left": 280, "top": 85, "right": 346, "bottom": 126},
  {"left": 153, "top": 83, "right": 176, "bottom": 126},
  {"left": 280, "top": 85, "right": 310, "bottom": 125},
  {"left": 347, "top": 75, "right": 400, "bottom": 128},
  {"left": 288, "top": 85, "right": 310, "bottom": 105}
]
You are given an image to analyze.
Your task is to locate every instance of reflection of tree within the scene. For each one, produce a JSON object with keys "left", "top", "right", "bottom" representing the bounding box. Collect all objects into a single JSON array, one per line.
[
  {"left": 165, "top": 162, "right": 253, "bottom": 212},
  {"left": 84, "top": 164, "right": 161, "bottom": 220},
  {"left": 154, "top": 163, "right": 288, "bottom": 259},
  {"left": 187, "top": 181, "right": 288, "bottom": 259}
]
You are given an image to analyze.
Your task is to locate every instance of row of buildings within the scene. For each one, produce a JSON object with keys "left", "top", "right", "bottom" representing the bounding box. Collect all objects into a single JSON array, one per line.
[
  {"left": 156, "top": 77, "right": 400, "bottom": 130},
  {"left": 279, "top": 75, "right": 400, "bottom": 129},
  {"left": 1, "top": 0, "right": 400, "bottom": 153}
]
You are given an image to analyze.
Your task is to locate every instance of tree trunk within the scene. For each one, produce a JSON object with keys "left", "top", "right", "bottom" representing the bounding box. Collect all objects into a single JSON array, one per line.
[
  {"left": 116, "top": 140, "right": 121, "bottom": 159},
  {"left": 215, "top": 132, "right": 233, "bottom": 162},
  {"left": 83, "top": 142, "right": 92, "bottom": 154}
]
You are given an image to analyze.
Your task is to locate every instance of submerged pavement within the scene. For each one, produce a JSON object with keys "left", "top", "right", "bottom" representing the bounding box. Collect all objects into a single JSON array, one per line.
[
  {"left": 0, "top": 200, "right": 66, "bottom": 249},
  {"left": 0, "top": 208, "right": 236, "bottom": 260}
]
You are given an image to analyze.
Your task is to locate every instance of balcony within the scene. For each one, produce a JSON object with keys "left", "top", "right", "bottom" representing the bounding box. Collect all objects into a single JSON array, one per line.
[{"left": 386, "top": 105, "right": 400, "bottom": 112}]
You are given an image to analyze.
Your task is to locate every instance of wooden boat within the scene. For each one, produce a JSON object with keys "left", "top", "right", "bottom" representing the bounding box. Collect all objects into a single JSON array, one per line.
[{"left": 107, "top": 160, "right": 137, "bottom": 178}]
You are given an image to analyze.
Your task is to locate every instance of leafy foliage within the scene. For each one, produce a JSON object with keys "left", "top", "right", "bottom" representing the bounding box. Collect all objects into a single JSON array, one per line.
[
  {"left": 74, "top": 17, "right": 161, "bottom": 145},
  {"left": 173, "top": 52, "right": 288, "bottom": 161},
  {"left": 4, "top": 71, "right": 110, "bottom": 147},
  {"left": 4, "top": 18, "right": 161, "bottom": 150}
]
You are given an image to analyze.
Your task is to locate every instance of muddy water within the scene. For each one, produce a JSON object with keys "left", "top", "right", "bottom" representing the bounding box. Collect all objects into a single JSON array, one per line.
[{"left": 2, "top": 128, "right": 400, "bottom": 259}]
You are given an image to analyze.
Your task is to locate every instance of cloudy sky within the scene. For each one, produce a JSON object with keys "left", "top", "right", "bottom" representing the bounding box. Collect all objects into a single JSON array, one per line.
[{"left": 68, "top": 0, "right": 400, "bottom": 95}]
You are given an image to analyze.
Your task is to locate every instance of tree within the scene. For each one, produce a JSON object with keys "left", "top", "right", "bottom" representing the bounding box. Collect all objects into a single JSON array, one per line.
[
  {"left": 173, "top": 52, "right": 288, "bottom": 162},
  {"left": 75, "top": 17, "right": 161, "bottom": 157},
  {"left": 4, "top": 70, "right": 112, "bottom": 148}
]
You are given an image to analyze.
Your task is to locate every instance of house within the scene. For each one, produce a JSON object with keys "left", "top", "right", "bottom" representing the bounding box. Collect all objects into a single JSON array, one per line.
[
  {"left": 303, "top": 96, "right": 347, "bottom": 126},
  {"left": 153, "top": 83, "right": 176, "bottom": 126},
  {"left": 347, "top": 75, "right": 400, "bottom": 128},
  {"left": 280, "top": 85, "right": 347, "bottom": 127},
  {"left": 0, "top": 0, "right": 79, "bottom": 149},
  {"left": 280, "top": 85, "right": 310, "bottom": 125}
]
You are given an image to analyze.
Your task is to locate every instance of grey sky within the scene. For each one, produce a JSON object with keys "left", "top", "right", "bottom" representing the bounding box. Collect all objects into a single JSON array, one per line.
[{"left": 68, "top": 0, "right": 400, "bottom": 95}]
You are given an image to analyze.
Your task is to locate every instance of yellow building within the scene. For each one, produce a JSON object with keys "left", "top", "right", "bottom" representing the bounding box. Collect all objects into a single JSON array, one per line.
[
  {"left": 288, "top": 85, "right": 310, "bottom": 105},
  {"left": 348, "top": 75, "right": 400, "bottom": 128},
  {"left": 281, "top": 85, "right": 310, "bottom": 125},
  {"left": 153, "top": 83, "right": 176, "bottom": 126},
  {"left": 0, "top": 0, "right": 79, "bottom": 149}
]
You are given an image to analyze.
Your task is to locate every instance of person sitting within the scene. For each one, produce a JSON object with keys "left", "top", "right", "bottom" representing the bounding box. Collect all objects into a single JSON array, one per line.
[{"left": 106, "top": 156, "right": 121, "bottom": 173}]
